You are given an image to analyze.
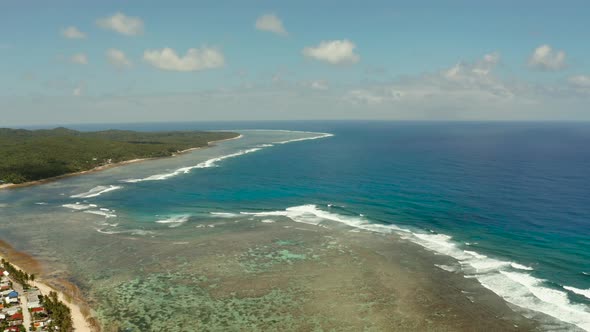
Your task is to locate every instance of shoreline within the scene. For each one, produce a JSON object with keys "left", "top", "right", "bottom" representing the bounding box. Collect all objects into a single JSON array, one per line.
[
  {"left": 0, "top": 240, "right": 97, "bottom": 331},
  {"left": 0, "top": 134, "right": 243, "bottom": 191}
]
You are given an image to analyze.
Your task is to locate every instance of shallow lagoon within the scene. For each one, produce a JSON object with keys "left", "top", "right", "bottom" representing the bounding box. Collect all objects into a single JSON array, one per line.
[{"left": 0, "top": 126, "right": 588, "bottom": 331}]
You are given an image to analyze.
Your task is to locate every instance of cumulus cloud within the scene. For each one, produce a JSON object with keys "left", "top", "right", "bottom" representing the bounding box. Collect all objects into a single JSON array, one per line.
[
  {"left": 72, "top": 82, "right": 86, "bottom": 96},
  {"left": 568, "top": 75, "right": 590, "bottom": 94},
  {"left": 143, "top": 46, "right": 224, "bottom": 72},
  {"left": 568, "top": 75, "right": 590, "bottom": 88},
  {"left": 309, "top": 80, "right": 329, "bottom": 90},
  {"left": 61, "top": 26, "right": 86, "bottom": 39},
  {"left": 255, "top": 14, "right": 287, "bottom": 36},
  {"left": 106, "top": 48, "right": 132, "bottom": 69},
  {"left": 97, "top": 12, "right": 144, "bottom": 36},
  {"left": 528, "top": 44, "right": 566, "bottom": 71},
  {"left": 346, "top": 52, "right": 516, "bottom": 106},
  {"left": 70, "top": 53, "right": 88, "bottom": 65},
  {"left": 303, "top": 40, "right": 360, "bottom": 65}
]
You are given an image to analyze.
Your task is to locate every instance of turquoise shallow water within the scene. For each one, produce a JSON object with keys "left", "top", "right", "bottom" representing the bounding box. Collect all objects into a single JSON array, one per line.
[{"left": 1, "top": 122, "right": 590, "bottom": 330}]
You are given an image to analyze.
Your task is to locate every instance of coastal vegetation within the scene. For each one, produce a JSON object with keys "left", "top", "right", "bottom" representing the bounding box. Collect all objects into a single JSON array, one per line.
[
  {"left": 0, "top": 127, "right": 239, "bottom": 184},
  {"left": 0, "top": 259, "right": 34, "bottom": 289},
  {"left": 42, "top": 291, "right": 73, "bottom": 332}
]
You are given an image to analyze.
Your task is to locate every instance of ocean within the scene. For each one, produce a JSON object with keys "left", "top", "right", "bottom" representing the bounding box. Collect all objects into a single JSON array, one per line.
[{"left": 1, "top": 121, "right": 589, "bottom": 331}]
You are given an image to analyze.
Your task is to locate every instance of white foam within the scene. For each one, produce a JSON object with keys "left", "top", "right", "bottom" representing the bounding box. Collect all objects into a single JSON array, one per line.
[
  {"left": 272, "top": 133, "right": 334, "bottom": 144},
  {"left": 123, "top": 148, "right": 263, "bottom": 183},
  {"left": 511, "top": 263, "right": 534, "bottom": 271},
  {"left": 210, "top": 212, "right": 241, "bottom": 218},
  {"left": 95, "top": 228, "right": 153, "bottom": 236},
  {"left": 71, "top": 185, "right": 122, "bottom": 198},
  {"left": 435, "top": 264, "right": 457, "bottom": 272},
  {"left": 62, "top": 203, "right": 97, "bottom": 210},
  {"left": 565, "top": 286, "right": 590, "bottom": 300},
  {"left": 155, "top": 215, "right": 190, "bottom": 227},
  {"left": 84, "top": 210, "right": 117, "bottom": 218},
  {"left": 260, "top": 219, "right": 275, "bottom": 223},
  {"left": 241, "top": 204, "right": 590, "bottom": 331},
  {"left": 34, "top": 202, "right": 48, "bottom": 205}
]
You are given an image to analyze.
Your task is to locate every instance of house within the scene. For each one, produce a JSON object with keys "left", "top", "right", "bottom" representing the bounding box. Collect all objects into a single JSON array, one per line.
[
  {"left": 8, "top": 313, "right": 22, "bottom": 321},
  {"left": 0, "top": 289, "right": 13, "bottom": 297},
  {"left": 8, "top": 312, "right": 23, "bottom": 326},
  {"left": 7, "top": 291, "right": 17, "bottom": 299},
  {"left": 31, "top": 307, "right": 46, "bottom": 314},
  {"left": 2, "top": 306, "right": 20, "bottom": 316},
  {"left": 26, "top": 289, "right": 41, "bottom": 308},
  {"left": 34, "top": 321, "right": 47, "bottom": 328}
]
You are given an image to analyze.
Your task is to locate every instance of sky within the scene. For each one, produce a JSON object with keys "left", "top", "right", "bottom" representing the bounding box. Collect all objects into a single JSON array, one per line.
[{"left": 1, "top": 0, "right": 590, "bottom": 126}]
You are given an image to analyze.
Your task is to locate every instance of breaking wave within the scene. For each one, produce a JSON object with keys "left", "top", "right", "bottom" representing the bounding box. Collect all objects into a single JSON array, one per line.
[
  {"left": 564, "top": 286, "right": 590, "bottom": 300},
  {"left": 122, "top": 131, "right": 333, "bottom": 183},
  {"left": 242, "top": 204, "right": 590, "bottom": 331},
  {"left": 71, "top": 185, "right": 122, "bottom": 198},
  {"left": 123, "top": 148, "right": 263, "bottom": 183},
  {"left": 154, "top": 215, "right": 190, "bottom": 228},
  {"left": 273, "top": 133, "right": 334, "bottom": 144}
]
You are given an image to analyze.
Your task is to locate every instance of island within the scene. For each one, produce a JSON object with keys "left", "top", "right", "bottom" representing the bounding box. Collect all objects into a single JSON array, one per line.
[{"left": 0, "top": 127, "right": 240, "bottom": 186}]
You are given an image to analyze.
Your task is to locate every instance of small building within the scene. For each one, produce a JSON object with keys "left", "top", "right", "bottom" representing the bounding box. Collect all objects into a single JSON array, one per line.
[
  {"left": 0, "top": 289, "right": 13, "bottom": 297},
  {"left": 2, "top": 306, "right": 20, "bottom": 315},
  {"left": 7, "top": 291, "right": 18, "bottom": 299},
  {"left": 31, "top": 307, "right": 45, "bottom": 314}
]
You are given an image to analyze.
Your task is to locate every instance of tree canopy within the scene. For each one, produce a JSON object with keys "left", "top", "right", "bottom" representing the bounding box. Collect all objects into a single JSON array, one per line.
[{"left": 0, "top": 128, "right": 238, "bottom": 184}]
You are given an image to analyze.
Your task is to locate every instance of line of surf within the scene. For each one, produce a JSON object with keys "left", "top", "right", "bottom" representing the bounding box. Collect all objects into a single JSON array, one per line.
[
  {"left": 122, "top": 131, "right": 333, "bottom": 183},
  {"left": 70, "top": 185, "right": 122, "bottom": 198},
  {"left": 241, "top": 204, "right": 590, "bottom": 331},
  {"left": 122, "top": 147, "right": 263, "bottom": 183},
  {"left": 62, "top": 202, "right": 117, "bottom": 218},
  {"left": 154, "top": 215, "right": 190, "bottom": 228}
]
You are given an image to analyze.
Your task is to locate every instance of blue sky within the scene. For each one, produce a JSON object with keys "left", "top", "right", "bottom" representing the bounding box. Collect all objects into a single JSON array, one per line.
[{"left": 1, "top": 0, "right": 590, "bottom": 125}]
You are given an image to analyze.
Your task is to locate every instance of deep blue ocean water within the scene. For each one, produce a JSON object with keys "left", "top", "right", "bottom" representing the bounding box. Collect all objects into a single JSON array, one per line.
[{"left": 6, "top": 121, "right": 590, "bottom": 329}]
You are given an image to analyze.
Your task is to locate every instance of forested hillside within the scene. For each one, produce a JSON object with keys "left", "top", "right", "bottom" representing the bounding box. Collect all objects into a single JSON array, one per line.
[{"left": 0, "top": 127, "right": 239, "bottom": 184}]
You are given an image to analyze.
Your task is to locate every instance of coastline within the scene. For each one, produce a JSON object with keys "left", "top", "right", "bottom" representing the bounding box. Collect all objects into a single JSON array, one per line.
[
  {"left": 0, "top": 240, "right": 97, "bottom": 331},
  {"left": 0, "top": 134, "right": 243, "bottom": 191},
  {"left": 0, "top": 133, "right": 244, "bottom": 330}
]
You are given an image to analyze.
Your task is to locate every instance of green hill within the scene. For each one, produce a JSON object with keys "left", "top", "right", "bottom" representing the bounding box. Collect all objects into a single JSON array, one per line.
[{"left": 0, "top": 128, "right": 239, "bottom": 184}]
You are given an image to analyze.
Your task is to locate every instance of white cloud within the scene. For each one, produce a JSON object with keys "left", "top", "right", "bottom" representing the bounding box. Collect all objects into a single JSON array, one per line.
[
  {"left": 346, "top": 88, "right": 404, "bottom": 105},
  {"left": 568, "top": 75, "right": 590, "bottom": 95},
  {"left": 568, "top": 75, "right": 590, "bottom": 88},
  {"left": 302, "top": 40, "right": 360, "bottom": 65},
  {"left": 106, "top": 48, "right": 132, "bottom": 69},
  {"left": 309, "top": 80, "right": 329, "bottom": 90},
  {"left": 97, "top": 12, "right": 144, "bottom": 36},
  {"left": 528, "top": 44, "right": 566, "bottom": 71},
  {"left": 255, "top": 14, "right": 287, "bottom": 36},
  {"left": 70, "top": 53, "right": 88, "bottom": 65},
  {"left": 346, "top": 52, "right": 516, "bottom": 106},
  {"left": 72, "top": 82, "right": 85, "bottom": 96},
  {"left": 61, "top": 26, "right": 86, "bottom": 39},
  {"left": 143, "top": 47, "right": 224, "bottom": 72}
]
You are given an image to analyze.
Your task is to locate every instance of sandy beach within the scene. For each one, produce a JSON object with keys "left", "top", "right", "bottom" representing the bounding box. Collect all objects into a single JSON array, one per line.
[{"left": 0, "top": 242, "right": 96, "bottom": 331}]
